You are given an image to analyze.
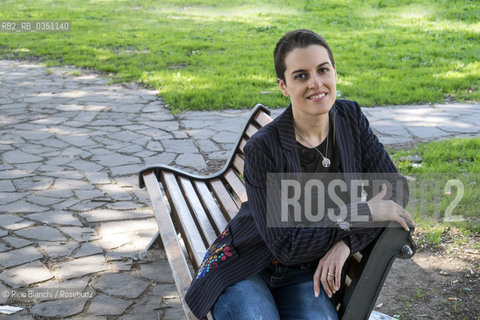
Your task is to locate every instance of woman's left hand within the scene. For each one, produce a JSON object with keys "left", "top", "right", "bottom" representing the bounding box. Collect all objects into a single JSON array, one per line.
[{"left": 313, "top": 240, "right": 350, "bottom": 298}]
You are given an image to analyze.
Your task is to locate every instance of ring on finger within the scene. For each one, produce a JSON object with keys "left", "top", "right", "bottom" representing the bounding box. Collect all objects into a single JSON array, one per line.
[{"left": 327, "top": 272, "right": 334, "bottom": 277}]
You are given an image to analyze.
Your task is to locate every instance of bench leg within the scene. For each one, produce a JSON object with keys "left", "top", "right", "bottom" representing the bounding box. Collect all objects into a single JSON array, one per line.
[{"left": 144, "top": 231, "right": 161, "bottom": 252}]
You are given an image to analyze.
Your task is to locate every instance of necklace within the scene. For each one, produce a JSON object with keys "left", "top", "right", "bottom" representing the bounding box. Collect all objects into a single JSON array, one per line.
[{"left": 294, "top": 125, "right": 331, "bottom": 168}]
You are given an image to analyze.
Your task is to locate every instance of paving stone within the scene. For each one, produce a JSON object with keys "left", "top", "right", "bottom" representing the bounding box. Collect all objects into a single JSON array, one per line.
[
  {"left": 110, "top": 259, "right": 134, "bottom": 271},
  {"left": 0, "top": 242, "right": 11, "bottom": 252},
  {"left": 110, "top": 164, "right": 143, "bottom": 176},
  {"left": 109, "top": 130, "right": 146, "bottom": 142},
  {"left": 92, "top": 154, "right": 141, "bottom": 167},
  {"left": 139, "top": 261, "right": 175, "bottom": 283},
  {"left": 68, "top": 159, "right": 104, "bottom": 172},
  {"left": 21, "top": 144, "right": 58, "bottom": 155},
  {"left": 184, "top": 128, "right": 216, "bottom": 139},
  {"left": 146, "top": 140, "right": 164, "bottom": 152},
  {"left": 117, "top": 294, "right": 164, "bottom": 320},
  {"left": 2, "top": 150, "right": 43, "bottom": 164},
  {"left": 0, "top": 283, "right": 9, "bottom": 304},
  {"left": 52, "top": 198, "right": 82, "bottom": 210},
  {"left": 0, "top": 214, "right": 23, "bottom": 226},
  {"left": 15, "top": 226, "right": 67, "bottom": 241},
  {"left": 197, "top": 139, "right": 220, "bottom": 153},
  {"left": 2, "top": 236, "right": 32, "bottom": 248},
  {"left": 80, "top": 209, "right": 147, "bottom": 222},
  {"left": 34, "top": 277, "right": 90, "bottom": 302},
  {"left": 407, "top": 125, "right": 451, "bottom": 139},
  {"left": 87, "top": 294, "right": 132, "bottom": 316},
  {"left": 59, "top": 226, "right": 99, "bottom": 242},
  {"left": 0, "top": 246, "right": 43, "bottom": 268},
  {"left": 39, "top": 137, "right": 70, "bottom": 149},
  {"left": 47, "top": 170, "right": 84, "bottom": 180},
  {"left": 106, "top": 201, "right": 143, "bottom": 210},
  {"left": 211, "top": 131, "right": 239, "bottom": 144},
  {"left": 0, "top": 180, "right": 15, "bottom": 192},
  {"left": 26, "top": 211, "right": 83, "bottom": 226},
  {"left": 142, "top": 152, "right": 177, "bottom": 166},
  {"left": 98, "top": 233, "right": 133, "bottom": 251},
  {"left": 84, "top": 171, "right": 111, "bottom": 185},
  {"left": 61, "top": 146, "right": 89, "bottom": 157},
  {"left": 13, "top": 176, "right": 54, "bottom": 191},
  {"left": 45, "top": 155, "right": 73, "bottom": 165},
  {"left": 172, "top": 130, "right": 189, "bottom": 139},
  {"left": 53, "top": 178, "right": 95, "bottom": 190},
  {"left": 120, "top": 284, "right": 182, "bottom": 320},
  {"left": 0, "top": 228, "right": 7, "bottom": 237},
  {"left": 69, "top": 200, "right": 105, "bottom": 211},
  {"left": 98, "top": 218, "right": 156, "bottom": 236},
  {"left": 30, "top": 298, "right": 88, "bottom": 318},
  {"left": 0, "top": 192, "right": 26, "bottom": 205},
  {"left": 135, "top": 149, "right": 156, "bottom": 159},
  {"left": 38, "top": 240, "right": 80, "bottom": 259},
  {"left": 13, "top": 162, "right": 43, "bottom": 172},
  {"left": 74, "top": 189, "right": 106, "bottom": 201},
  {"left": 176, "top": 153, "right": 206, "bottom": 170},
  {"left": 53, "top": 254, "right": 108, "bottom": 279},
  {"left": 0, "top": 168, "right": 33, "bottom": 180},
  {"left": 59, "top": 135, "right": 96, "bottom": 147},
  {"left": 2, "top": 220, "right": 36, "bottom": 231},
  {"left": 92, "top": 273, "right": 150, "bottom": 299},
  {"left": 0, "top": 309, "right": 35, "bottom": 320},
  {"left": 27, "top": 195, "right": 64, "bottom": 206},
  {"left": 73, "top": 242, "right": 103, "bottom": 258},
  {"left": 161, "top": 139, "right": 198, "bottom": 153},
  {"left": 0, "top": 260, "right": 53, "bottom": 288},
  {"left": 68, "top": 316, "right": 107, "bottom": 320}
]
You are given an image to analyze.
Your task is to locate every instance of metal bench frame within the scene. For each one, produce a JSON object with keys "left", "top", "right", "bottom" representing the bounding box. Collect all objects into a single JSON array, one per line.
[{"left": 139, "top": 104, "right": 416, "bottom": 320}]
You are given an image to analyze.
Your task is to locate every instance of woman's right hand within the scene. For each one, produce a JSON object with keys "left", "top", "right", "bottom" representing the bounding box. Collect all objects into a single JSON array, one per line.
[{"left": 367, "top": 184, "right": 414, "bottom": 231}]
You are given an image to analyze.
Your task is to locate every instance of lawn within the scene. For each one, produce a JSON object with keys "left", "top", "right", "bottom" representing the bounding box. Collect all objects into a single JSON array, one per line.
[
  {"left": 390, "top": 137, "right": 480, "bottom": 238},
  {"left": 0, "top": 0, "right": 478, "bottom": 112}
]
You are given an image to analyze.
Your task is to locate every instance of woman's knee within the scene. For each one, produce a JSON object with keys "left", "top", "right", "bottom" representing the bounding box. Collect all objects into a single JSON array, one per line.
[{"left": 213, "top": 275, "right": 279, "bottom": 320}]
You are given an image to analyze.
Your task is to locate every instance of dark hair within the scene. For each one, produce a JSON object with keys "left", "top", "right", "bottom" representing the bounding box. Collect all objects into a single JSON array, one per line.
[{"left": 273, "top": 29, "right": 335, "bottom": 83}]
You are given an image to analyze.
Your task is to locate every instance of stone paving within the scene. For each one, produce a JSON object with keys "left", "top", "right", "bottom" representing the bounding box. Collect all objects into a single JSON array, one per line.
[{"left": 0, "top": 59, "right": 479, "bottom": 319}]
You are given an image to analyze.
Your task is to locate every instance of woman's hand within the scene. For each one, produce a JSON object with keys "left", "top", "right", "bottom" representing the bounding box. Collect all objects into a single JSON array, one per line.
[
  {"left": 313, "top": 240, "right": 350, "bottom": 298},
  {"left": 367, "top": 184, "right": 414, "bottom": 231}
]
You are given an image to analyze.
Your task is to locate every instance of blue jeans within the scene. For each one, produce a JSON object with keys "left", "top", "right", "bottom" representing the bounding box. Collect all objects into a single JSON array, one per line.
[{"left": 213, "top": 262, "right": 338, "bottom": 320}]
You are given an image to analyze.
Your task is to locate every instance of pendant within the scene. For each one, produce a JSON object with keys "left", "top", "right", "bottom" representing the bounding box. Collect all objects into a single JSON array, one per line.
[{"left": 322, "top": 157, "right": 331, "bottom": 168}]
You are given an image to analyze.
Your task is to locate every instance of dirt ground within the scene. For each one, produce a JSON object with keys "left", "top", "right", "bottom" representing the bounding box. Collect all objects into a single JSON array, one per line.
[{"left": 374, "top": 229, "right": 480, "bottom": 320}]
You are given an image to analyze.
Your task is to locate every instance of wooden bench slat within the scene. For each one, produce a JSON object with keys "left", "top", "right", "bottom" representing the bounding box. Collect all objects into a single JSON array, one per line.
[
  {"left": 180, "top": 177, "right": 218, "bottom": 247},
  {"left": 254, "top": 110, "right": 273, "bottom": 127},
  {"left": 245, "top": 124, "right": 258, "bottom": 138},
  {"left": 232, "top": 154, "right": 244, "bottom": 176},
  {"left": 142, "top": 171, "right": 197, "bottom": 320},
  {"left": 194, "top": 181, "right": 228, "bottom": 235},
  {"left": 210, "top": 179, "right": 238, "bottom": 220},
  {"left": 163, "top": 172, "right": 206, "bottom": 268},
  {"left": 238, "top": 138, "right": 248, "bottom": 153},
  {"left": 224, "top": 169, "right": 247, "bottom": 203}
]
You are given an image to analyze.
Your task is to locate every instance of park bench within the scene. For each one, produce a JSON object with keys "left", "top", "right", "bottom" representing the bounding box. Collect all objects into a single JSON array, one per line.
[{"left": 138, "top": 104, "right": 416, "bottom": 320}]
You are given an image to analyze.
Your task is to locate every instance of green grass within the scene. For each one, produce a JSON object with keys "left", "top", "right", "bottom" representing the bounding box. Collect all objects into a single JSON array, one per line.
[
  {"left": 391, "top": 138, "right": 480, "bottom": 234},
  {"left": 0, "top": 0, "right": 479, "bottom": 111}
]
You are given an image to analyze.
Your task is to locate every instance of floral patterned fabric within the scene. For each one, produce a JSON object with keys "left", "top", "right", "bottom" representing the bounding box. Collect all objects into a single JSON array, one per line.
[{"left": 196, "top": 227, "right": 234, "bottom": 279}]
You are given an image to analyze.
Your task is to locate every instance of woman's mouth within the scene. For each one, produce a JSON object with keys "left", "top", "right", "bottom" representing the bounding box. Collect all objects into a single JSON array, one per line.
[{"left": 307, "top": 93, "right": 327, "bottom": 101}]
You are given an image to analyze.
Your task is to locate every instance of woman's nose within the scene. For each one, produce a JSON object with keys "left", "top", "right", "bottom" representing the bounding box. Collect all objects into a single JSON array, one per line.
[{"left": 308, "top": 73, "right": 321, "bottom": 89}]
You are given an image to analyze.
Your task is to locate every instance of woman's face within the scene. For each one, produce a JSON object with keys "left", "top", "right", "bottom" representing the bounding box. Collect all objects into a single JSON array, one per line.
[{"left": 278, "top": 45, "right": 337, "bottom": 118}]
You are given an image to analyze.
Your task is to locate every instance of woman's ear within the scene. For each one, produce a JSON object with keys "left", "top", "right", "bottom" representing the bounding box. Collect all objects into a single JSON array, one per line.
[{"left": 277, "top": 78, "right": 289, "bottom": 97}]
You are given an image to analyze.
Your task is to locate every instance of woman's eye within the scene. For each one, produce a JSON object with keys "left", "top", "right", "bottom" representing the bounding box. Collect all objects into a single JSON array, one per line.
[
  {"left": 319, "top": 67, "right": 329, "bottom": 73},
  {"left": 294, "top": 73, "right": 307, "bottom": 80}
]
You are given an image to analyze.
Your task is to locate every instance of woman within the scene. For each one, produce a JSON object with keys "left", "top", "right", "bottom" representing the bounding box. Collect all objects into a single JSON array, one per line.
[{"left": 185, "top": 29, "right": 414, "bottom": 320}]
